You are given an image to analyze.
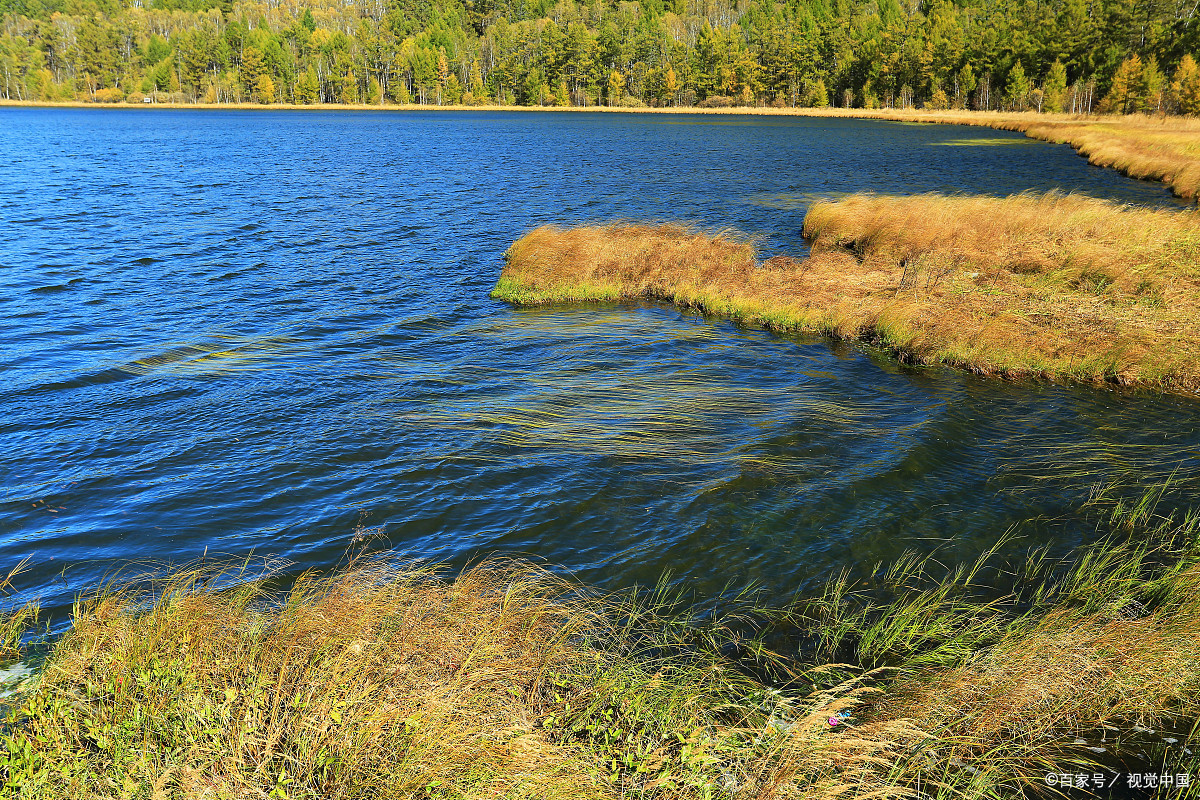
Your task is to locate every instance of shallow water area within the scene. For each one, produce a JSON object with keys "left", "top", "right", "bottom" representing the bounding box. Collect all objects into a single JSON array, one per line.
[{"left": 1, "top": 108, "right": 1198, "bottom": 624}]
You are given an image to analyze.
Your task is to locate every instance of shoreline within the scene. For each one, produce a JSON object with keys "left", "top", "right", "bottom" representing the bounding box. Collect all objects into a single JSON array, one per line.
[
  {"left": 495, "top": 196, "right": 1200, "bottom": 394},
  {"left": 3, "top": 491, "right": 1200, "bottom": 797},
  {"left": 6, "top": 100, "right": 1197, "bottom": 200}
]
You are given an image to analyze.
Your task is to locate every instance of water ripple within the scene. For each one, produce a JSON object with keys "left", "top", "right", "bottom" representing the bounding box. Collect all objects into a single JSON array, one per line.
[{"left": 0, "top": 108, "right": 1196, "bottom": 624}]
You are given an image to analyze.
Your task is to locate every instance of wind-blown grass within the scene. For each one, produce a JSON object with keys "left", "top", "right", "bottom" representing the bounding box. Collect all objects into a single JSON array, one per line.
[
  {"left": 495, "top": 193, "right": 1200, "bottom": 392},
  {"left": 0, "top": 556, "right": 917, "bottom": 799},
  {"left": 0, "top": 558, "right": 36, "bottom": 660},
  {"left": 4, "top": 489, "right": 1200, "bottom": 797}
]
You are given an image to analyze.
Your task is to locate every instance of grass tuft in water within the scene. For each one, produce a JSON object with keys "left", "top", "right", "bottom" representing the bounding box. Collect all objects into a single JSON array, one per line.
[{"left": 495, "top": 194, "right": 1200, "bottom": 393}]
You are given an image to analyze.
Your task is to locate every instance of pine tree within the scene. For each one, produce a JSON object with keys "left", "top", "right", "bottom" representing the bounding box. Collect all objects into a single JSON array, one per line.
[
  {"left": 607, "top": 69, "right": 625, "bottom": 106},
  {"left": 1042, "top": 61, "right": 1067, "bottom": 113},
  {"left": 255, "top": 72, "right": 274, "bottom": 103},
  {"left": 241, "top": 47, "right": 264, "bottom": 98},
  {"left": 955, "top": 64, "right": 976, "bottom": 109},
  {"left": 1004, "top": 61, "right": 1029, "bottom": 110},
  {"left": 469, "top": 59, "right": 484, "bottom": 103},
  {"left": 802, "top": 78, "right": 828, "bottom": 107},
  {"left": 340, "top": 69, "right": 356, "bottom": 104},
  {"left": 436, "top": 47, "right": 448, "bottom": 105},
  {"left": 1139, "top": 58, "right": 1166, "bottom": 113}
]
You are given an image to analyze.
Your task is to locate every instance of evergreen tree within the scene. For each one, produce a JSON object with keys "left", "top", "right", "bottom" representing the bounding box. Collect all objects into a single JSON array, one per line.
[
  {"left": 802, "top": 78, "right": 828, "bottom": 107},
  {"left": 1004, "top": 61, "right": 1030, "bottom": 110},
  {"left": 955, "top": 64, "right": 976, "bottom": 109},
  {"left": 607, "top": 69, "right": 625, "bottom": 105},
  {"left": 297, "top": 65, "right": 319, "bottom": 104},
  {"left": 1043, "top": 61, "right": 1068, "bottom": 113},
  {"left": 0, "top": 0, "right": 1194, "bottom": 112},
  {"left": 1138, "top": 58, "right": 1166, "bottom": 113},
  {"left": 255, "top": 71, "right": 274, "bottom": 103}
]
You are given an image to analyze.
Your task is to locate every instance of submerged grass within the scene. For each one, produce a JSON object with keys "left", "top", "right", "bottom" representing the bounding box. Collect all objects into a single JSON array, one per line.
[
  {"left": 495, "top": 193, "right": 1200, "bottom": 392},
  {"left": 5, "top": 489, "right": 1200, "bottom": 797}
]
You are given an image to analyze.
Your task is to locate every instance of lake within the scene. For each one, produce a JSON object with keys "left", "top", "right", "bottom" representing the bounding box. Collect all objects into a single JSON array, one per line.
[{"left": 2, "top": 108, "right": 1197, "bottom": 624}]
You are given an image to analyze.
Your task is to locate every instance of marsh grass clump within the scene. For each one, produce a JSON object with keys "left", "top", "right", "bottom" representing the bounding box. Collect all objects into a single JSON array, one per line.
[
  {"left": 7, "top": 488, "right": 1200, "bottom": 797},
  {"left": 0, "top": 558, "right": 38, "bottom": 660},
  {"left": 494, "top": 222, "right": 759, "bottom": 306},
  {"left": 495, "top": 193, "right": 1200, "bottom": 392},
  {"left": 755, "top": 489, "right": 1200, "bottom": 797},
  {"left": 0, "top": 555, "right": 918, "bottom": 799}
]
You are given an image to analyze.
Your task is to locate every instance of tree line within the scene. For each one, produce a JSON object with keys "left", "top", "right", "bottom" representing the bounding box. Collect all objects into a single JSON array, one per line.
[{"left": 1, "top": 0, "right": 1199, "bottom": 113}]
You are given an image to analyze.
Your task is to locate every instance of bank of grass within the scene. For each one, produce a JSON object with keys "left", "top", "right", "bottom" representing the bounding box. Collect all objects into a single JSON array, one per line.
[
  {"left": 0, "top": 556, "right": 921, "bottom": 799},
  {"left": 5, "top": 491, "right": 1200, "bottom": 797},
  {"left": 494, "top": 193, "right": 1200, "bottom": 392},
  {"left": 6, "top": 99, "right": 1197, "bottom": 201},
  {"left": 776, "top": 109, "right": 1200, "bottom": 202}
]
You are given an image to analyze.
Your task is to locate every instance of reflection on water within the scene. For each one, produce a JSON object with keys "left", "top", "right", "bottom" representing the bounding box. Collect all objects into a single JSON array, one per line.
[
  {"left": 931, "top": 137, "right": 1040, "bottom": 146},
  {"left": 0, "top": 108, "right": 1196, "bottom": 625}
]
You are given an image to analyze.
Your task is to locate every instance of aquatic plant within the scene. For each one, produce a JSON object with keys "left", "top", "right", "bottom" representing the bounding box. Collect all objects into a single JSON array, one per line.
[{"left": 495, "top": 193, "right": 1200, "bottom": 392}]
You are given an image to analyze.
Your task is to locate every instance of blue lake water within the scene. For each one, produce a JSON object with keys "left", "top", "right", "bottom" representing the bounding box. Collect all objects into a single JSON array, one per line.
[{"left": 1, "top": 108, "right": 1198, "bottom": 624}]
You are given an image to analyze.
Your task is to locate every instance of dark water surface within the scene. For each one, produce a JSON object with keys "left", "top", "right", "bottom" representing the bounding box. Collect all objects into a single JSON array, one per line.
[{"left": 2, "top": 108, "right": 1198, "bottom": 623}]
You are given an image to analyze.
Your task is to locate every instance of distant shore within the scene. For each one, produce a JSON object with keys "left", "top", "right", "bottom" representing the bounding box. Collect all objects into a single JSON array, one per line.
[
  {"left": 0, "top": 98, "right": 1174, "bottom": 120},
  {"left": 7, "top": 101, "right": 1197, "bottom": 200}
]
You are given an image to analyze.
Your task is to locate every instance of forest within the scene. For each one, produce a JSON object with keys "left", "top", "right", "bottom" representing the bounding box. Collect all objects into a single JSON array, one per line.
[{"left": 1, "top": 0, "right": 1199, "bottom": 113}]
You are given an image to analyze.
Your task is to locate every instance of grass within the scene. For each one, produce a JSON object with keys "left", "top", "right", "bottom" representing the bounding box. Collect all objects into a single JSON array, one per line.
[
  {"left": 0, "top": 555, "right": 919, "bottom": 799},
  {"left": 4, "top": 488, "right": 1200, "bottom": 797},
  {"left": 764, "top": 110, "right": 1200, "bottom": 203},
  {"left": 0, "top": 558, "right": 37, "bottom": 661},
  {"left": 494, "top": 193, "right": 1200, "bottom": 392}
]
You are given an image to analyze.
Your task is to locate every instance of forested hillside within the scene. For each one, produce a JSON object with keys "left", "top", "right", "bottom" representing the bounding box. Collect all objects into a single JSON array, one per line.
[{"left": 1, "top": 0, "right": 1198, "bottom": 112}]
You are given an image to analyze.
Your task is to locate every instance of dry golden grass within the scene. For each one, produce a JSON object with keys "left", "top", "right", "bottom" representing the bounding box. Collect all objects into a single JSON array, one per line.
[
  {"left": 890, "top": 597, "right": 1200, "bottom": 753},
  {"left": 495, "top": 194, "right": 1200, "bottom": 392},
  {"left": 7, "top": 492, "right": 1200, "bottom": 797},
  {"left": 0, "top": 556, "right": 918, "bottom": 799},
  {"left": 760, "top": 109, "right": 1200, "bottom": 202}
]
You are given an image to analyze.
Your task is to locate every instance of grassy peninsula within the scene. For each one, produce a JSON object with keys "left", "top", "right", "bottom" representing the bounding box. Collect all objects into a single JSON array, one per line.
[
  {"left": 789, "top": 110, "right": 1200, "bottom": 202},
  {"left": 4, "top": 493, "right": 1200, "bottom": 798},
  {"left": 494, "top": 192, "right": 1200, "bottom": 393}
]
